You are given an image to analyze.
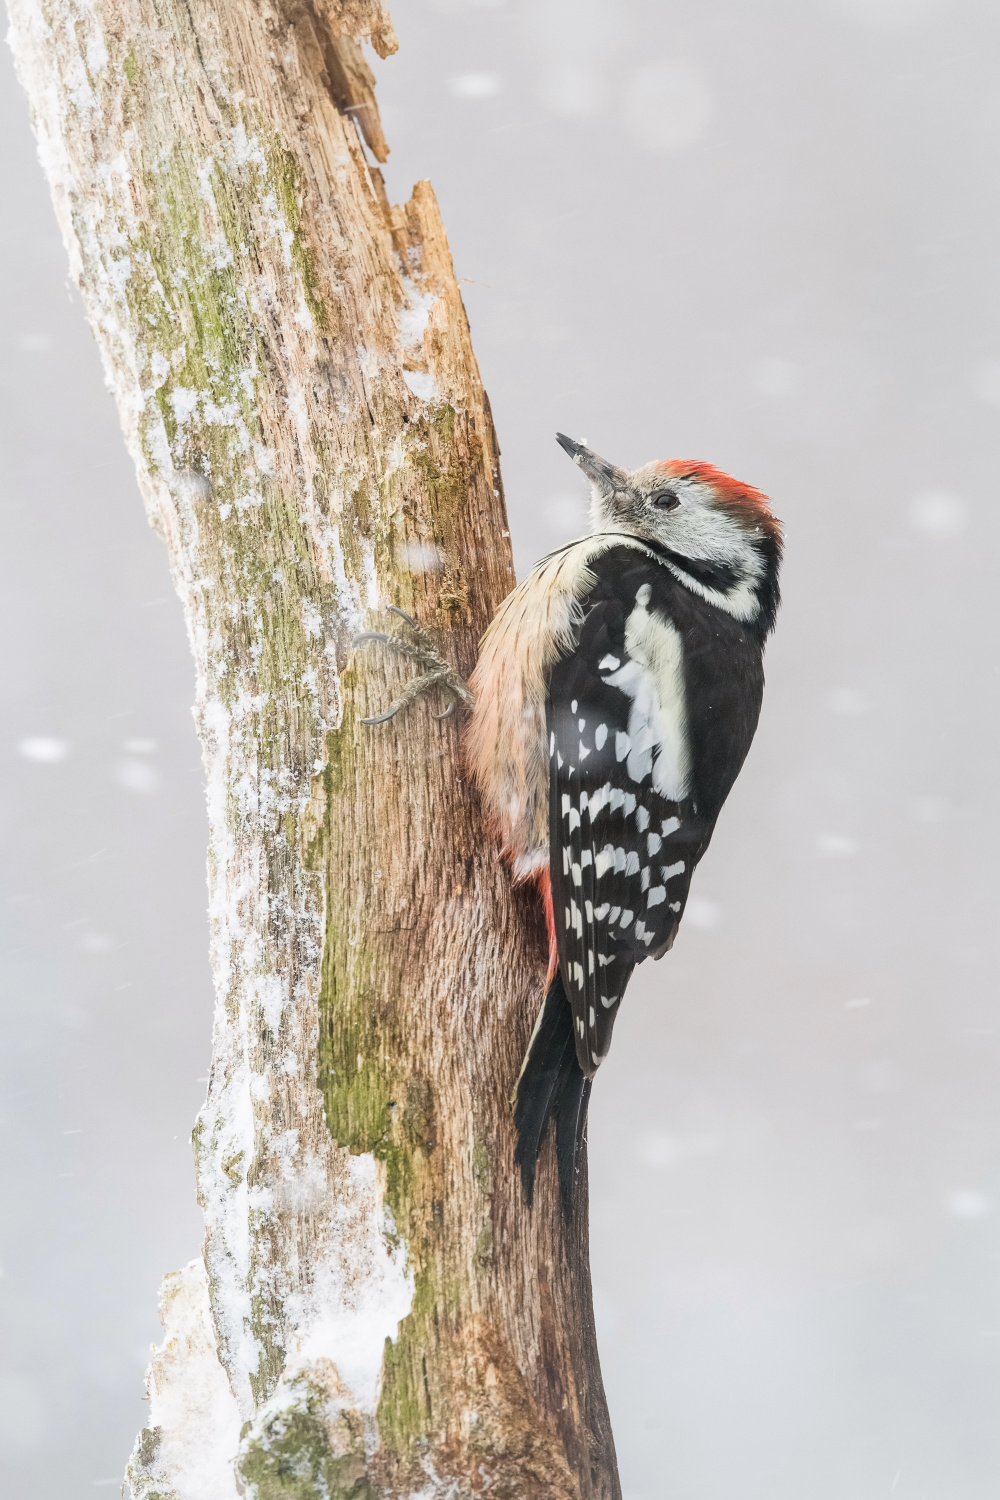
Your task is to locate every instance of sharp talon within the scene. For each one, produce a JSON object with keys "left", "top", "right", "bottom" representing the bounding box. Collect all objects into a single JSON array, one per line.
[
  {"left": 359, "top": 703, "right": 403, "bottom": 726},
  {"left": 386, "top": 605, "right": 419, "bottom": 629},
  {"left": 353, "top": 606, "right": 474, "bottom": 727}
]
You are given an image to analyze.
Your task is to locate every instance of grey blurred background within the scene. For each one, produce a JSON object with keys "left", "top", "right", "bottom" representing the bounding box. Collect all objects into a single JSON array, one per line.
[{"left": 2, "top": 0, "right": 1000, "bottom": 1494}]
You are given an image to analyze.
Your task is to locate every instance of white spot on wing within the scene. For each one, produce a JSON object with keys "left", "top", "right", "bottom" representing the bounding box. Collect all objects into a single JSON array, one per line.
[
  {"left": 595, "top": 724, "right": 608, "bottom": 750},
  {"left": 602, "top": 589, "right": 691, "bottom": 799},
  {"left": 648, "top": 885, "right": 666, "bottom": 907},
  {"left": 590, "top": 783, "right": 612, "bottom": 816}
]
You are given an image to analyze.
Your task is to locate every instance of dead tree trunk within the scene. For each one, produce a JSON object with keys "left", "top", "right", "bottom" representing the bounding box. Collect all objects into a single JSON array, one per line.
[{"left": 7, "top": 0, "right": 620, "bottom": 1493}]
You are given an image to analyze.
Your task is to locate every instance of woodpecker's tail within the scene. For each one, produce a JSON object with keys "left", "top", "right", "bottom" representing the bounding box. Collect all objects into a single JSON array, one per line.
[{"left": 513, "top": 970, "right": 593, "bottom": 1213}]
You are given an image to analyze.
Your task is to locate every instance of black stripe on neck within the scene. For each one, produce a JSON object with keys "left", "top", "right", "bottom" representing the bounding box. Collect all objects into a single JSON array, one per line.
[{"left": 652, "top": 544, "right": 744, "bottom": 595}]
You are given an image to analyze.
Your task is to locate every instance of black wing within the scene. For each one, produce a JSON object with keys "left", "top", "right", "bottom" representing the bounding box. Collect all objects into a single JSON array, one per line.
[
  {"left": 548, "top": 545, "right": 764, "bottom": 1078},
  {"left": 547, "top": 597, "right": 698, "bottom": 1076}
]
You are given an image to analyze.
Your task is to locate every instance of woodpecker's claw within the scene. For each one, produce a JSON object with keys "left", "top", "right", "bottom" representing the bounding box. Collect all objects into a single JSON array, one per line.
[
  {"left": 360, "top": 707, "right": 404, "bottom": 726},
  {"left": 352, "top": 608, "right": 475, "bottom": 726}
]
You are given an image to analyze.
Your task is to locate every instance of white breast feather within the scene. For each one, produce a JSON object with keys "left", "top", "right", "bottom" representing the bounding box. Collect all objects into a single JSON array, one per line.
[{"left": 465, "top": 542, "right": 595, "bottom": 867}]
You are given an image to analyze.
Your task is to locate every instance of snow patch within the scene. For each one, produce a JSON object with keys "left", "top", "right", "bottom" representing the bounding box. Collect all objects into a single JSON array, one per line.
[
  {"left": 169, "top": 386, "right": 201, "bottom": 425},
  {"left": 397, "top": 288, "right": 438, "bottom": 346},
  {"left": 285, "top": 1155, "right": 414, "bottom": 1414},
  {"left": 403, "top": 368, "right": 439, "bottom": 403},
  {"left": 230, "top": 122, "right": 267, "bottom": 171},
  {"left": 126, "top": 1258, "right": 242, "bottom": 1500}
]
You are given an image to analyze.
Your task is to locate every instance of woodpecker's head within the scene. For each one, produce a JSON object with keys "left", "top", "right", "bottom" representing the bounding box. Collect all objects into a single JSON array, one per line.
[{"left": 556, "top": 432, "right": 783, "bottom": 635}]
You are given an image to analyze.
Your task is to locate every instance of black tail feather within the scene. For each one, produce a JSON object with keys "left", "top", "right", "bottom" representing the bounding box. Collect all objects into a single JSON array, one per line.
[
  {"left": 555, "top": 1065, "right": 592, "bottom": 1213},
  {"left": 513, "top": 974, "right": 574, "bottom": 1204},
  {"left": 513, "top": 971, "right": 592, "bottom": 1212}
]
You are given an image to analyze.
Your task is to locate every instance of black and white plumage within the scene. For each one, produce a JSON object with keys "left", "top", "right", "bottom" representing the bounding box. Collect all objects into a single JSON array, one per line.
[
  {"left": 465, "top": 436, "right": 783, "bottom": 1208},
  {"left": 548, "top": 544, "right": 764, "bottom": 1071}
]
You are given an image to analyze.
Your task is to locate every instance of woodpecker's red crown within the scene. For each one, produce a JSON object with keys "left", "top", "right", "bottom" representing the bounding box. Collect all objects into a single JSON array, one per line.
[
  {"left": 653, "top": 459, "right": 783, "bottom": 551},
  {"left": 555, "top": 433, "right": 783, "bottom": 633}
]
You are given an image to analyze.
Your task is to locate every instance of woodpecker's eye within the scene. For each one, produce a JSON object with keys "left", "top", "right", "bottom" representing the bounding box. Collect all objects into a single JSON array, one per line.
[{"left": 651, "top": 489, "right": 680, "bottom": 511}]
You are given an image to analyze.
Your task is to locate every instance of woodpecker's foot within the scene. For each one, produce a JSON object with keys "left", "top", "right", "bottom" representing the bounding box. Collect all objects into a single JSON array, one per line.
[{"left": 352, "top": 606, "right": 476, "bottom": 726}]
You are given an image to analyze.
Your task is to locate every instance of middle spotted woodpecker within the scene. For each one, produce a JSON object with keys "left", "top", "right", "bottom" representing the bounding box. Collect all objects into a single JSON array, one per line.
[{"left": 355, "top": 433, "right": 783, "bottom": 1209}]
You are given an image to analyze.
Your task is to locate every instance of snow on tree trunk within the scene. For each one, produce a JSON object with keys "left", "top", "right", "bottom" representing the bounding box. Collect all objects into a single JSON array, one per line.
[{"left": 6, "top": 0, "right": 621, "bottom": 1493}]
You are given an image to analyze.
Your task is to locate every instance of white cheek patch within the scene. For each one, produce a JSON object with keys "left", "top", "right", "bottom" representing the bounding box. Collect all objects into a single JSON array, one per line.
[{"left": 602, "top": 585, "right": 691, "bottom": 801}]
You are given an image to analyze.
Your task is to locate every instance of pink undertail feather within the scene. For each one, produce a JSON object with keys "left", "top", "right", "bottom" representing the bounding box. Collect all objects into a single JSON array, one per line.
[
  {"left": 534, "top": 865, "right": 560, "bottom": 988},
  {"left": 495, "top": 841, "right": 558, "bottom": 987}
]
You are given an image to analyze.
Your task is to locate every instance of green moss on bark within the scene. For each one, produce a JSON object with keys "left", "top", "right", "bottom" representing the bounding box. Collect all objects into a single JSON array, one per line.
[{"left": 237, "top": 1384, "right": 375, "bottom": 1500}]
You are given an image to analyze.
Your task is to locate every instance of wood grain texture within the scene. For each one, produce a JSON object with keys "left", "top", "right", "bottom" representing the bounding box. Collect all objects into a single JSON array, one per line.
[{"left": 7, "top": 0, "right": 621, "bottom": 1493}]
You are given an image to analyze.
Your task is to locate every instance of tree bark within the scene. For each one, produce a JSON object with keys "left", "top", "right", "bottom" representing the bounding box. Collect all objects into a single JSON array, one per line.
[{"left": 7, "top": 0, "right": 621, "bottom": 1494}]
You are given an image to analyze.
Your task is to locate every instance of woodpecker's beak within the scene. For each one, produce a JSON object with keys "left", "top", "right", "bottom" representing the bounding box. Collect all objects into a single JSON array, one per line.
[{"left": 555, "top": 433, "right": 628, "bottom": 496}]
